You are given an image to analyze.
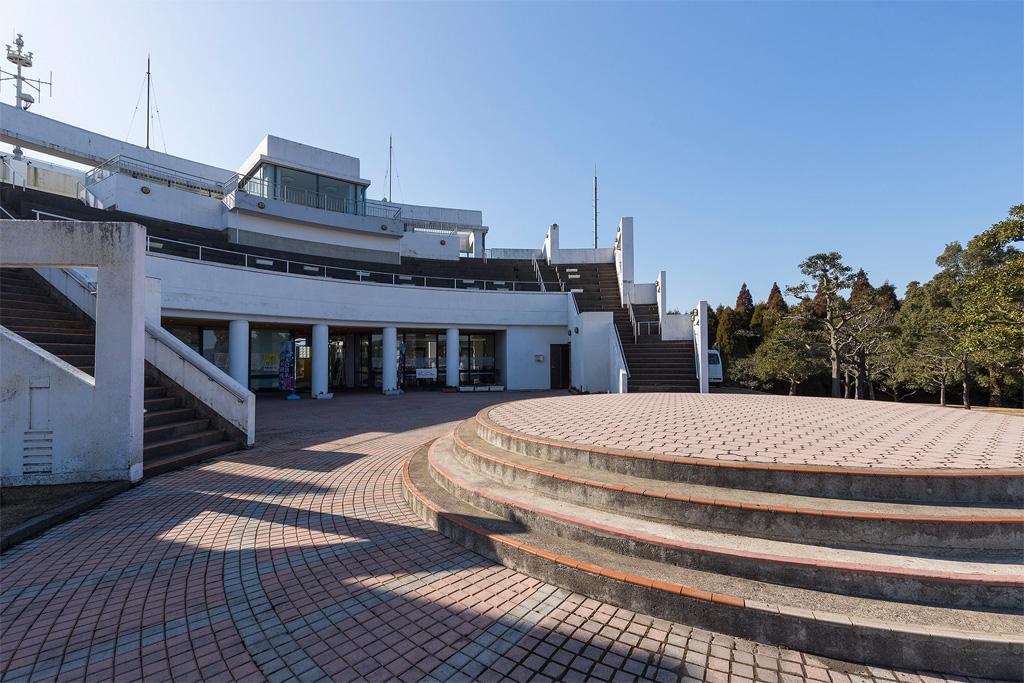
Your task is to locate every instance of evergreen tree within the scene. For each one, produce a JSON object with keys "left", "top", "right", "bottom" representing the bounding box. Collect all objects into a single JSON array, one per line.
[
  {"left": 765, "top": 282, "right": 788, "bottom": 314},
  {"left": 735, "top": 283, "right": 754, "bottom": 315}
]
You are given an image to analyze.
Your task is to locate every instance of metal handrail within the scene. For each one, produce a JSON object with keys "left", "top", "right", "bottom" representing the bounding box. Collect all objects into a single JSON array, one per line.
[
  {"left": 610, "top": 321, "right": 630, "bottom": 378},
  {"left": 532, "top": 257, "right": 545, "bottom": 292},
  {"left": 86, "top": 154, "right": 227, "bottom": 198},
  {"left": 1, "top": 155, "right": 27, "bottom": 190},
  {"left": 145, "top": 235, "right": 549, "bottom": 293},
  {"left": 235, "top": 175, "right": 400, "bottom": 220}
]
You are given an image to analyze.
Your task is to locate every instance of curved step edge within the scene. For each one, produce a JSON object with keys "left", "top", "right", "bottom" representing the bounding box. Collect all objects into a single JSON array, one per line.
[
  {"left": 402, "top": 444, "right": 1024, "bottom": 681},
  {"left": 440, "top": 431, "right": 1023, "bottom": 611},
  {"left": 460, "top": 419, "right": 1023, "bottom": 557},
  {"left": 475, "top": 406, "right": 1024, "bottom": 506}
]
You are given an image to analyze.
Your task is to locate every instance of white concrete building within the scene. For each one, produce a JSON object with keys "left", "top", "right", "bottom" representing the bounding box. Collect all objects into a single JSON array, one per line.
[{"left": 1, "top": 101, "right": 710, "bottom": 484}]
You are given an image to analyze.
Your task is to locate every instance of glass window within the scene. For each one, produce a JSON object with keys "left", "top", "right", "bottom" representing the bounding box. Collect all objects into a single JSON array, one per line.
[
  {"left": 202, "top": 328, "right": 229, "bottom": 373},
  {"left": 277, "top": 167, "right": 318, "bottom": 208},
  {"left": 460, "top": 333, "right": 497, "bottom": 386},
  {"left": 249, "top": 329, "right": 293, "bottom": 391},
  {"left": 167, "top": 325, "right": 200, "bottom": 353}
]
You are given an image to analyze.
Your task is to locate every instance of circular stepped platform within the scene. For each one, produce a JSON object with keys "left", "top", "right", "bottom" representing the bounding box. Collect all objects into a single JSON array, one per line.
[{"left": 402, "top": 395, "right": 1024, "bottom": 679}]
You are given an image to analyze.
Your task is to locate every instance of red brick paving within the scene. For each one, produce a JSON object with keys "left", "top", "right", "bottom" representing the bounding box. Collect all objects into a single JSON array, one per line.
[
  {"left": 0, "top": 392, "right": 993, "bottom": 682},
  {"left": 487, "top": 394, "right": 1024, "bottom": 470}
]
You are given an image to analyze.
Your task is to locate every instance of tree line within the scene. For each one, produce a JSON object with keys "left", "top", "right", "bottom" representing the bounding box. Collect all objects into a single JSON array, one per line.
[{"left": 708, "top": 205, "right": 1024, "bottom": 408}]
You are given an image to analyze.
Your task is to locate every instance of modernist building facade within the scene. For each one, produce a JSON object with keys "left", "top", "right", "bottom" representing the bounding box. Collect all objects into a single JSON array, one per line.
[{"left": 1, "top": 102, "right": 706, "bottom": 399}]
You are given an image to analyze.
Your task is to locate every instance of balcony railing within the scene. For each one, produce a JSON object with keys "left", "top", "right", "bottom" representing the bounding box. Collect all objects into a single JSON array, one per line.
[
  {"left": 146, "top": 235, "right": 548, "bottom": 292},
  {"left": 233, "top": 176, "right": 400, "bottom": 220},
  {"left": 85, "top": 155, "right": 228, "bottom": 198},
  {"left": 83, "top": 156, "right": 402, "bottom": 221}
]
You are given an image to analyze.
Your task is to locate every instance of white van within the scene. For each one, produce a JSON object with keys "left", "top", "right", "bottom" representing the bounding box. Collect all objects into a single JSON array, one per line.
[{"left": 707, "top": 349, "right": 723, "bottom": 384}]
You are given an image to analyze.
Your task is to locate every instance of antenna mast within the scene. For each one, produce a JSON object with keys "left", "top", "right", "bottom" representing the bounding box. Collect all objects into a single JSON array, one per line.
[
  {"left": 593, "top": 166, "right": 598, "bottom": 249},
  {"left": 145, "top": 55, "right": 151, "bottom": 150},
  {"left": 388, "top": 135, "right": 393, "bottom": 202},
  {"left": 1, "top": 33, "right": 54, "bottom": 159}
]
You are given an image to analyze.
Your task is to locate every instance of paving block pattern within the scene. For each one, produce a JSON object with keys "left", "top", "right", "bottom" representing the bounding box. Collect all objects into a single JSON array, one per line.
[
  {"left": 0, "top": 393, "right": 996, "bottom": 682},
  {"left": 488, "top": 393, "right": 1024, "bottom": 470}
]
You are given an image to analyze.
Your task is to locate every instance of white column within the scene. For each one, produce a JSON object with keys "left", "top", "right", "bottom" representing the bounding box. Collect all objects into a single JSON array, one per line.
[
  {"left": 311, "top": 323, "right": 330, "bottom": 399},
  {"left": 446, "top": 327, "right": 460, "bottom": 388},
  {"left": 382, "top": 326, "right": 400, "bottom": 394},
  {"left": 228, "top": 319, "right": 249, "bottom": 389},
  {"left": 344, "top": 333, "right": 356, "bottom": 387}
]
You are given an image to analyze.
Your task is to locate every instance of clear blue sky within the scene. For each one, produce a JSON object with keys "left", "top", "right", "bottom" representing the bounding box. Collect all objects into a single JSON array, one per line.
[{"left": 5, "top": 1, "right": 1022, "bottom": 311}]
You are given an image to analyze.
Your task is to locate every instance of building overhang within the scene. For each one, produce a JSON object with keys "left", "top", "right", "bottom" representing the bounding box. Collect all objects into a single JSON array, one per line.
[{"left": 237, "top": 135, "right": 370, "bottom": 186}]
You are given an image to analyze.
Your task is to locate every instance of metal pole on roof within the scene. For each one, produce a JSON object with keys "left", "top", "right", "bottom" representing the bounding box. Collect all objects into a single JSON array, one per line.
[
  {"left": 593, "top": 166, "right": 598, "bottom": 249},
  {"left": 145, "top": 55, "right": 151, "bottom": 150}
]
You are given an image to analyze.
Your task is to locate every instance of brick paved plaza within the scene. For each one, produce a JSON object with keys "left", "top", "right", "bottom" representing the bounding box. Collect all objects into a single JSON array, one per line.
[
  {"left": 0, "top": 392, "right": 1007, "bottom": 682},
  {"left": 488, "top": 394, "right": 1024, "bottom": 469}
]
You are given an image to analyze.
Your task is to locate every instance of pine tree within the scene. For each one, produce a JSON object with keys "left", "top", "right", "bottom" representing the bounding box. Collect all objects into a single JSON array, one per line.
[
  {"left": 765, "top": 282, "right": 788, "bottom": 314},
  {"left": 735, "top": 283, "right": 754, "bottom": 315}
]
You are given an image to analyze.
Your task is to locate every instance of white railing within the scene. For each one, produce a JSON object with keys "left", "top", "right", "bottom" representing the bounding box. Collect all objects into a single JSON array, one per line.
[
  {"left": 146, "top": 235, "right": 548, "bottom": 293},
  {"left": 1, "top": 155, "right": 27, "bottom": 190},
  {"left": 532, "top": 256, "right": 546, "bottom": 292},
  {"left": 692, "top": 300, "right": 710, "bottom": 393},
  {"left": 145, "top": 322, "right": 255, "bottom": 446},
  {"left": 608, "top": 321, "right": 629, "bottom": 394}
]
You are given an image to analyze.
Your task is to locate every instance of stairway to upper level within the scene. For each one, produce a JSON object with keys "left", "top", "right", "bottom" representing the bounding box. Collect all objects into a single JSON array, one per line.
[
  {"left": 555, "top": 263, "right": 698, "bottom": 392},
  {"left": 0, "top": 268, "right": 242, "bottom": 477}
]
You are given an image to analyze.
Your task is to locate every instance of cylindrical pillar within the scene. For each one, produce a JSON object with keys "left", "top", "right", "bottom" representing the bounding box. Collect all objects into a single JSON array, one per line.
[
  {"left": 446, "top": 327, "right": 460, "bottom": 388},
  {"left": 382, "top": 326, "right": 399, "bottom": 394},
  {"left": 311, "top": 323, "right": 330, "bottom": 399},
  {"left": 228, "top": 319, "right": 249, "bottom": 389}
]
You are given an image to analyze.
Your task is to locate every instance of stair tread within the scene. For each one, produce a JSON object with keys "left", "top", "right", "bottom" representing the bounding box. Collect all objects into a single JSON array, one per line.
[
  {"left": 143, "top": 418, "right": 210, "bottom": 435},
  {"left": 458, "top": 420, "right": 1018, "bottom": 521},
  {"left": 143, "top": 429, "right": 224, "bottom": 451},
  {"left": 413, "top": 442, "right": 1024, "bottom": 637},
  {"left": 437, "top": 434, "right": 1019, "bottom": 582},
  {"left": 143, "top": 440, "right": 240, "bottom": 475}
]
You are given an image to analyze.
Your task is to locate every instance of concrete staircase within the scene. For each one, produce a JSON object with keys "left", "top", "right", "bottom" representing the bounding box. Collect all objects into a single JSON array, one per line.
[
  {"left": 0, "top": 268, "right": 241, "bottom": 478},
  {"left": 404, "top": 409, "right": 1024, "bottom": 679},
  {"left": 556, "top": 263, "right": 697, "bottom": 392}
]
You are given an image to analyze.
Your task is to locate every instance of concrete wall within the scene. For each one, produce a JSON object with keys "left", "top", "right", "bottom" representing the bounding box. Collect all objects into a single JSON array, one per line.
[
  {"left": 487, "top": 248, "right": 543, "bottom": 260},
  {"left": 1, "top": 153, "right": 84, "bottom": 198},
  {"left": 88, "top": 173, "right": 226, "bottom": 230},
  {"left": 0, "top": 103, "right": 235, "bottom": 182},
  {"left": 551, "top": 247, "right": 615, "bottom": 265},
  {"left": 1, "top": 221, "right": 145, "bottom": 485},
  {"left": 608, "top": 323, "right": 629, "bottom": 394},
  {"left": 615, "top": 218, "right": 634, "bottom": 305},
  {"left": 238, "top": 135, "right": 366, "bottom": 184},
  {"left": 225, "top": 210, "right": 402, "bottom": 260},
  {"left": 390, "top": 201, "right": 483, "bottom": 227},
  {"left": 694, "top": 300, "right": 710, "bottom": 393},
  {"left": 505, "top": 326, "right": 569, "bottom": 390},
  {"left": 567, "top": 295, "right": 614, "bottom": 393},
  {"left": 147, "top": 254, "right": 568, "bottom": 328},
  {"left": 662, "top": 313, "right": 694, "bottom": 341},
  {"left": 400, "top": 230, "right": 462, "bottom": 260}
]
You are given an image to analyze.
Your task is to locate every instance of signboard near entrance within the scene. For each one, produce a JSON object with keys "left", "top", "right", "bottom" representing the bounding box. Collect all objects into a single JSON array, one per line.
[{"left": 416, "top": 368, "right": 438, "bottom": 379}]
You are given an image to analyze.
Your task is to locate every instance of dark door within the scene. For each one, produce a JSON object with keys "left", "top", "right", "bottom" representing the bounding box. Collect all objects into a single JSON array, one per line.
[{"left": 550, "top": 344, "right": 571, "bottom": 389}]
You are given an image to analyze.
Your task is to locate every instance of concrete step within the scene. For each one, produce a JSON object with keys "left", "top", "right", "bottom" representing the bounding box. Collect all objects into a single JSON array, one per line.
[
  {"left": 404, "top": 441, "right": 1023, "bottom": 680},
  {"left": 28, "top": 341, "right": 95, "bottom": 355},
  {"left": 143, "top": 439, "right": 240, "bottom": 478},
  {"left": 452, "top": 419, "right": 1022, "bottom": 557},
  {"left": 473, "top": 409, "right": 1024, "bottom": 504},
  {"left": 437, "top": 431, "right": 1021, "bottom": 610},
  {"left": 1, "top": 309, "right": 81, "bottom": 323},
  {"left": 144, "top": 407, "right": 196, "bottom": 428},
  {"left": 144, "top": 385, "right": 167, "bottom": 400},
  {"left": 144, "top": 396, "right": 181, "bottom": 412},
  {"left": 0, "top": 299, "right": 67, "bottom": 313},
  {"left": 144, "top": 418, "right": 212, "bottom": 442},
  {"left": 143, "top": 429, "right": 226, "bottom": 459}
]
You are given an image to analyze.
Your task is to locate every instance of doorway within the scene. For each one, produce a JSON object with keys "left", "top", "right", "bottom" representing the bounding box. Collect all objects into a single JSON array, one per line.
[{"left": 550, "top": 344, "right": 571, "bottom": 389}]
